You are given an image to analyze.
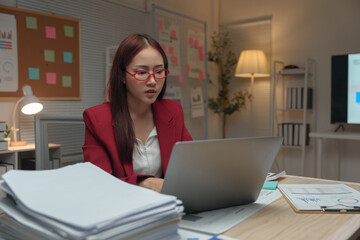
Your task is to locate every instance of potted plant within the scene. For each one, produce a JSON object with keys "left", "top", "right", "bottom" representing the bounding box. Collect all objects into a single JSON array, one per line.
[
  {"left": 208, "top": 31, "right": 251, "bottom": 138},
  {"left": 4, "top": 124, "right": 18, "bottom": 145}
]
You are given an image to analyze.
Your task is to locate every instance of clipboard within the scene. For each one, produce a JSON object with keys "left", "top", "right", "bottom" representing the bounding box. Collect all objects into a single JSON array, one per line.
[{"left": 278, "top": 184, "right": 360, "bottom": 214}]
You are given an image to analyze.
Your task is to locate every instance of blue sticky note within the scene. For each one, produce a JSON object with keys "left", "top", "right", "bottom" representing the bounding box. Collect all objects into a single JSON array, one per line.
[
  {"left": 262, "top": 181, "right": 278, "bottom": 190},
  {"left": 28, "top": 67, "right": 40, "bottom": 80},
  {"left": 356, "top": 92, "right": 360, "bottom": 103},
  {"left": 63, "top": 51, "right": 73, "bottom": 63}
]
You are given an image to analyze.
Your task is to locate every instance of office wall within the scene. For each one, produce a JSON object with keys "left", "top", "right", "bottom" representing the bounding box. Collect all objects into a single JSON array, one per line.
[{"left": 220, "top": 0, "right": 360, "bottom": 182}]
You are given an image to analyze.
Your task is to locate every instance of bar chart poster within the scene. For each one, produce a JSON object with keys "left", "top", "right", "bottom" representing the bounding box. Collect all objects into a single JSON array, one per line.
[{"left": 0, "top": 13, "right": 18, "bottom": 92}]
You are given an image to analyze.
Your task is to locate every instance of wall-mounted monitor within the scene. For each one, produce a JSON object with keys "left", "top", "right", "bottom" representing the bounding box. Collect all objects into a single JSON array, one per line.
[{"left": 331, "top": 53, "right": 360, "bottom": 125}]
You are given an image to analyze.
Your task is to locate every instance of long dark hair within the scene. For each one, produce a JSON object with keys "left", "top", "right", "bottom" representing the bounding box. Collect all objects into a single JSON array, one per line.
[{"left": 108, "top": 33, "right": 168, "bottom": 164}]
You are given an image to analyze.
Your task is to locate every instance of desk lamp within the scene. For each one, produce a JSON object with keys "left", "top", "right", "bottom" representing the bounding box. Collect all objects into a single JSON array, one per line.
[
  {"left": 235, "top": 50, "right": 269, "bottom": 135},
  {"left": 11, "top": 85, "right": 43, "bottom": 146}
]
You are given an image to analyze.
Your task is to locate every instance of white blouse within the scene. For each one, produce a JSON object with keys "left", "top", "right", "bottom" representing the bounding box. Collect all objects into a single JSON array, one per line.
[{"left": 132, "top": 127, "right": 163, "bottom": 178}]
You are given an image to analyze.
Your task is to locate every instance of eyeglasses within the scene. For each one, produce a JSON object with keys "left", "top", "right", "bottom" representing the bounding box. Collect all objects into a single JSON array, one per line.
[{"left": 126, "top": 69, "right": 170, "bottom": 81}]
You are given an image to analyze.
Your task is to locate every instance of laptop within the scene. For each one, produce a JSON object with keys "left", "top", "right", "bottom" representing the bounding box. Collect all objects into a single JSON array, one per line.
[{"left": 161, "top": 136, "right": 283, "bottom": 213}]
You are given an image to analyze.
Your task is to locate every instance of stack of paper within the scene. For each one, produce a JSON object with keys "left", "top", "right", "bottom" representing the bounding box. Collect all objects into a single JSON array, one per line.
[{"left": 0, "top": 162, "right": 183, "bottom": 240}]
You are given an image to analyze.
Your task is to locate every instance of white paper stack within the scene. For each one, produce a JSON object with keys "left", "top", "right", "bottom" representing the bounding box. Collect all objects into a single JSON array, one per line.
[{"left": 0, "top": 162, "right": 183, "bottom": 240}]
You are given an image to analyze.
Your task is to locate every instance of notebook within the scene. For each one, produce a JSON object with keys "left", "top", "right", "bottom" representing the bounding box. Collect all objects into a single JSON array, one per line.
[{"left": 161, "top": 136, "right": 283, "bottom": 213}]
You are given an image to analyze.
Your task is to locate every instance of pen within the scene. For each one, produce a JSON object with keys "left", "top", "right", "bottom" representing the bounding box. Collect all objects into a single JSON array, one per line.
[{"left": 321, "top": 206, "right": 360, "bottom": 212}]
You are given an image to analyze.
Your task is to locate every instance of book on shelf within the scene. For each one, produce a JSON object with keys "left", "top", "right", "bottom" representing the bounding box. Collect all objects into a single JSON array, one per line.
[
  {"left": 0, "top": 140, "right": 8, "bottom": 151},
  {"left": 0, "top": 132, "right": 4, "bottom": 140},
  {"left": 286, "top": 87, "right": 313, "bottom": 110},
  {"left": 277, "top": 123, "right": 309, "bottom": 147},
  {"left": 281, "top": 68, "right": 305, "bottom": 75},
  {"left": 0, "top": 165, "right": 6, "bottom": 176}
]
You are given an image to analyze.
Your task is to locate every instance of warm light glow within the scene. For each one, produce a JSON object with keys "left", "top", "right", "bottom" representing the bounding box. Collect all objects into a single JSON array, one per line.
[
  {"left": 21, "top": 102, "right": 43, "bottom": 115},
  {"left": 235, "top": 50, "right": 269, "bottom": 78}
]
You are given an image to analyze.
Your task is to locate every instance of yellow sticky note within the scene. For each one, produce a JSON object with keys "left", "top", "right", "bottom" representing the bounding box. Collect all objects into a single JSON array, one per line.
[
  {"left": 44, "top": 49, "right": 55, "bottom": 62},
  {"left": 64, "top": 25, "right": 74, "bottom": 38},
  {"left": 26, "top": 16, "right": 38, "bottom": 29},
  {"left": 62, "top": 76, "right": 72, "bottom": 87}
]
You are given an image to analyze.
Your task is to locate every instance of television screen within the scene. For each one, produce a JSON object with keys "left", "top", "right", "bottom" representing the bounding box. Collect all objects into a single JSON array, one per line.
[{"left": 331, "top": 53, "right": 360, "bottom": 124}]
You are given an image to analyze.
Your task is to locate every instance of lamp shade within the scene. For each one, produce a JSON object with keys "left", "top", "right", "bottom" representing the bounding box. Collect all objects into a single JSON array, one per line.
[
  {"left": 235, "top": 50, "right": 269, "bottom": 78},
  {"left": 20, "top": 85, "right": 43, "bottom": 115}
]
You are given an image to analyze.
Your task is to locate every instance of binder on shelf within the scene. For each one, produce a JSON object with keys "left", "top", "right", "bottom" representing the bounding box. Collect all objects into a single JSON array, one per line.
[
  {"left": 293, "top": 124, "right": 300, "bottom": 146},
  {"left": 299, "top": 124, "right": 310, "bottom": 146},
  {"left": 300, "top": 88, "right": 313, "bottom": 109},
  {"left": 0, "top": 141, "right": 8, "bottom": 151},
  {"left": 283, "top": 123, "right": 288, "bottom": 145},
  {"left": 288, "top": 124, "right": 294, "bottom": 146}
]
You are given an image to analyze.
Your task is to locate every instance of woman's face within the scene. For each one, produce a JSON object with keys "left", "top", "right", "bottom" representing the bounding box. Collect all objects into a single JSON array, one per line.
[{"left": 125, "top": 46, "right": 165, "bottom": 107}]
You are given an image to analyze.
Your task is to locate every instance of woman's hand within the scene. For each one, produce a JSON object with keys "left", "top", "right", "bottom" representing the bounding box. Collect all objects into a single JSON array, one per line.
[{"left": 138, "top": 177, "right": 164, "bottom": 193}]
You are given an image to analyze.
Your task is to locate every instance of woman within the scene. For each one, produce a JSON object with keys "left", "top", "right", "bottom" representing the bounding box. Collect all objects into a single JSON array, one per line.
[{"left": 82, "top": 34, "right": 192, "bottom": 192}]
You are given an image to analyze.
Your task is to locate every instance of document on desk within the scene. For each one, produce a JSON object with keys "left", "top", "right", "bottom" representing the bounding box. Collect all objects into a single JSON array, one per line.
[
  {"left": 179, "top": 189, "right": 282, "bottom": 235},
  {"left": 278, "top": 184, "right": 360, "bottom": 211}
]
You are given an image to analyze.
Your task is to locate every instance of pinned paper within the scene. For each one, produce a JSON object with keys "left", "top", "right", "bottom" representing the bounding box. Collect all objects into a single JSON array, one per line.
[
  {"left": 199, "top": 47, "right": 204, "bottom": 61},
  {"left": 28, "top": 68, "right": 39, "bottom": 80},
  {"left": 46, "top": 72, "right": 57, "bottom": 85},
  {"left": 178, "top": 74, "right": 184, "bottom": 83},
  {"left": 26, "top": 16, "right": 37, "bottom": 29},
  {"left": 199, "top": 71, "right": 204, "bottom": 79},
  {"left": 172, "top": 56, "right": 178, "bottom": 65},
  {"left": 190, "top": 87, "right": 204, "bottom": 118},
  {"left": 158, "top": 20, "right": 163, "bottom": 31},
  {"left": 170, "top": 30, "right": 177, "bottom": 39},
  {"left": 168, "top": 46, "right": 174, "bottom": 55},
  {"left": 165, "top": 86, "right": 182, "bottom": 104},
  {"left": 185, "top": 64, "right": 190, "bottom": 73},
  {"left": 44, "top": 49, "right": 55, "bottom": 62},
  {"left": 63, "top": 51, "right": 73, "bottom": 63},
  {"left": 163, "top": 19, "right": 171, "bottom": 30},
  {"left": 64, "top": 25, "right": 74, "bottom": 38},
  {"left": 188, "top": 37, "right": 193, "bottom": 46},
  {"left": 62, "top": 76, "right": 72, "bottom": 87},
  {"left": 45, "top": 26, "right": 56, "bottom": 39},
  {"left": 160, "top": 44, "right": 166, "bottom": 53},
  {"left": 194, "top": 39, "right": 199, "bottom": 48}
]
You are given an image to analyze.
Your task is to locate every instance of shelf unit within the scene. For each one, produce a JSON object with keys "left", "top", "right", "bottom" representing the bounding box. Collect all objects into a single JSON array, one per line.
[{"left": 270, "top": 58, "right": 316, "bottom": 176}]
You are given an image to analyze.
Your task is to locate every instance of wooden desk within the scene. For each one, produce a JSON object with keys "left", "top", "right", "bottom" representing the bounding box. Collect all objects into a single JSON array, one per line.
[
  {"left": 0, "top": 143, "right": 61, "bottom": 170},
  {"left": 223, "top": 175, "right": 360, "bottom": 240},
  {"left": 309, "top": 130, "right": 360, "bottom": 179}
]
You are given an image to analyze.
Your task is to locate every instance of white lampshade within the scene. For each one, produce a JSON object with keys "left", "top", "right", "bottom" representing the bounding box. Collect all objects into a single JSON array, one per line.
[
  {"left": 20, "top": 85, "right": 43, "bottom": 115},
  {"left": 235, "top": 50, "right": 269, "bottom": 78}
]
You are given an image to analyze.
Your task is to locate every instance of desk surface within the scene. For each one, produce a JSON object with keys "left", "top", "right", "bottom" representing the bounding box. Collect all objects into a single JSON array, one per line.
[
  {"left": 223, "top": 175, "right": 360, "bottom": 240},
  {"left": 4, "top": 143, "right": 60, "bottom": 153},
  {"left": 310, "top": 130, "right": 360, "bottom": 140}
]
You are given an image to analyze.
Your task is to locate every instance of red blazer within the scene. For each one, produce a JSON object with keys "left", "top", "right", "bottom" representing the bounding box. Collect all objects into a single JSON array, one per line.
[{"left": 82, "top": 99, "right": 193, "bottom": 185}]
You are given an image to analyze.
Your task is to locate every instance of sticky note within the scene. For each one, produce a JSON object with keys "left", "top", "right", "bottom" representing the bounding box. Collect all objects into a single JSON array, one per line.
[
  {"left": 28, "top": 68, "right": 39, "bottom": 80},
  {"left": 164, "top": 19, "right": 171, "bottom": 30},
  {"left": 356, "top": 92, "right": 360, "bottom": 103},
  {"left": 44, "top": 49, "right": 55, "bottom": 62},
  {"left": 46, "top": 72, "right": 56, "bottom": 85},
  {"left": 168, "top": 46, "right": 174, "bottom": 55},
  {"left": 262, "top": 181, "right": 278, "bottom": 190},
  {"left": 188, "top": 37, "right": 193, "bottom": 46},
  {"left": 62, "top": 76, "right": 72, "bottom": 87},
  {"left": 199, "top": 71, "right": 204, "bottom": 79},
  {"left": 194, "top": 39, "right": 199, "bottom": 48},
  {"left": 172, "top": 56, "right": 178, "bottom": 65},
  {"left": 199, "top": 47, "right": 204, "bottom": 61},
  {"left": 185, "top": 64, "right": 190, "bottom": 73},
  {"left": 158, "top": 20, "right": 163, "bottom": 31},
  {"left": 160, "top": 44, "right": 166, "bottom": 53},
  {"left": 45, "top": 26, "right": 56, "bottom": 39},
  {"left": 170, "top": 29, "right": 177, "bottom": 39},
  {"left": 178, "top": 74, "right": 184, "bottom": 83},
  {"left": 64, "top": 25, "right": 74, "bottom": 38},
  {"left": 63, "top": 51, "right": 73, "bottom": 63},
  {"left": 26, "top": 16, "right": 37, "bottom": 29}
]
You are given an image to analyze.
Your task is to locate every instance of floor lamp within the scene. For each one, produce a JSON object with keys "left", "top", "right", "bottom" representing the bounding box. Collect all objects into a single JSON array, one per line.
[
  {"left": 234, "top": 50, "right": 269, "bottom": 136},
  {"left": 11, "top": 85, "right": 43, "bottom": 146}
]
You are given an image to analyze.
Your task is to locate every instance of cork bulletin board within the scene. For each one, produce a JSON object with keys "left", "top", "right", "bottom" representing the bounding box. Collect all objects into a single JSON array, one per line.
[{"left": 0, "top": 5, "right": 80, "bottom": 100}]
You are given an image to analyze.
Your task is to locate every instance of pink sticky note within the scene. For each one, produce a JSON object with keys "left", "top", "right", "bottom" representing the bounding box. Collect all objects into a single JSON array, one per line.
[
  {"left": 46, "top": 72, "right": 57, "bottom": 84},
  {"left": 185, "top": 64, "right": 190, "bottom": 73},
  {"left": 168, "top": 45, "right": 174, "bottom": 55},
  {"left": 172, "top": 55, "right": 178, "bottom": 65},
  {"left": 199, "top": 71, "right": 204, "bottom": 79},
  {"left": 178, "top": 74, "right": 184, "bottom": 83},
  {"left": 188, "top": 37, "right": 193, "bottom": 46},
  {"left": 160, "top": 44, "right": 166, "bottom": 53},
  {"left": 194, "top": 39, "right": 199, "bottom": 48},
  {"left": 199, "top": 47, "right": 204, "bottom": 61},
  {"left": 170, "top": 30, "right": 177, "bottom": 39},
  {"left": 158, "top": 20, "right": 163, "bottom": 31},
  {"left": 45, "top": 26, "right": 56, "bottom": 39}
]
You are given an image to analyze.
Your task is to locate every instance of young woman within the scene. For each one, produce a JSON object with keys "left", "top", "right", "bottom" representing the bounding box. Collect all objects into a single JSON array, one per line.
[{"left": 82, "top": 34, "right": 192, "bottom": 192}]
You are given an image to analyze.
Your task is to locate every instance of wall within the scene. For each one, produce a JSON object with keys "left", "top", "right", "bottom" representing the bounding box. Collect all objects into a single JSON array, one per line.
[{"left": 220, "top": 0, "right": 360, "bottom": 182}]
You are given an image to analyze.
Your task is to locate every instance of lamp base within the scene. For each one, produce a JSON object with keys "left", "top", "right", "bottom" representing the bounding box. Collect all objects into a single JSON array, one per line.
[{"left": 10, "top": 141, "right": 28, "bottom": 147}]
